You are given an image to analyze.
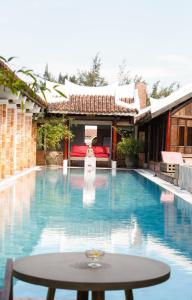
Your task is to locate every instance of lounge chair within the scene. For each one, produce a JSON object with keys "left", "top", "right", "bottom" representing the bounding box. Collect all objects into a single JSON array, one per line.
[
  {"left": 160, "top": 151, "right": 184, "bottom": 173},
  {"left": 161, "top": 151, "right": 184, "bottom": 164},
  {"left": 159, "top": 151, "right": 185, "bottom": 185}
]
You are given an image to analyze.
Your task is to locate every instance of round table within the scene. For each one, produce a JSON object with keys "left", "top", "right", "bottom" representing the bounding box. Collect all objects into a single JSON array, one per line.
[{"left": 13, "top": 252, "right": 170, "bottom": 300}]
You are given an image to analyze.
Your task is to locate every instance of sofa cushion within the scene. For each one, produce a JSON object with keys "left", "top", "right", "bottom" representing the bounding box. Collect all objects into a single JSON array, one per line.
[
  {"left": 71, "top": 145, "right": 88, "bottom": 154},
  {"left": 92, "top": 146, "right": 105, "bottom": 154},
  {"left": 70, "top": 152, "right": 86, "bottom": 157},
  {"left": 104, "top": 146, "right": 110, "bottom": 154},
  {"left": 95, "top": 153, "right": 109, "bottom": 158}
]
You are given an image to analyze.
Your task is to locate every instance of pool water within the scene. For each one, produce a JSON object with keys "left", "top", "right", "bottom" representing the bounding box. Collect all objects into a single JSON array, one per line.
[{"left": 0, "top": 168, "right": 192, "bottom": 300}]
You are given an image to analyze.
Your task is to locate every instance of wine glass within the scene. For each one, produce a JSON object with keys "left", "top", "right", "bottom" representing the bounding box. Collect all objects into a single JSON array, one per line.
[{"left": 85, "top": 249, "right": 105, "bottom": 268}]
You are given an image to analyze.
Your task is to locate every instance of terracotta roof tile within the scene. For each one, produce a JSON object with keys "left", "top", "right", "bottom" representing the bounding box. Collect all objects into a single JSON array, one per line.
[{"left": 48, "top": 95, "right": 137, "bottom": 115}]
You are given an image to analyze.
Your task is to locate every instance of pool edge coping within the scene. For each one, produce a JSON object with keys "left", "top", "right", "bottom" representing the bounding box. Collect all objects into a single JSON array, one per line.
[
  {"left": 0, "top": 166, "right": 41, "bottom": 190},
  {"left": 135, "top": 169, "right": 192, "bottom": 204}
]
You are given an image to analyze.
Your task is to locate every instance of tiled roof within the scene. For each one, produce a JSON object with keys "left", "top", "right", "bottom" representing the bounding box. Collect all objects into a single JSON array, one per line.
[{"left": 48, "top": 95, "right": 137, "bottom": 115}]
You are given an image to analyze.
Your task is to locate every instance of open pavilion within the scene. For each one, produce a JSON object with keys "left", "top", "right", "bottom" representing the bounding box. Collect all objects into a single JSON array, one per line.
[{"left": 45, "top": 80, "right": 147, "bottom": 167}]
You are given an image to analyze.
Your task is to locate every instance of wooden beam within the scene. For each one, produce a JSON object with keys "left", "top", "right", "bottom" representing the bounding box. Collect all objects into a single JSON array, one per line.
[
  {"left": 171, "top": 115, "right": 192, "bottom": 120},
  {"left": 165, "top": 111, "right": 171, "bottom": 151},
  {"left": 147, "top": 125, "right": 151, "bottom": 162},
  {"left": 112, "top": 122, "right": 117, "bottom": 160},
  {"left": 63, "top": 138, "right": 68, "bottom": 160},
  {"left": 171, "top": 98, "right": 192, "bottom": 115}
]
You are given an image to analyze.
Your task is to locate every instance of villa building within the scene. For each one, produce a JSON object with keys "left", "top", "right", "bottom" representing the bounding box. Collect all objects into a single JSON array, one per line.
[
  {"left": 0, "top": 61, "right": 47, "bottom": 180},
  {"left": 136, "top": 85, "right": 192, "bottom": 170}
]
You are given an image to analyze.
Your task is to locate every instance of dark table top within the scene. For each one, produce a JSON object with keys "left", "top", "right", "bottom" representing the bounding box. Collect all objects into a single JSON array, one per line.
[{"left": 13, "top": 252, "right": 170, "bottom": 291}]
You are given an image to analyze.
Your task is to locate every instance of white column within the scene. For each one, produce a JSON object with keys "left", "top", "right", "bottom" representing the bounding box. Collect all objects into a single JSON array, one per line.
[
  {"left": 112, "top": 160, "right": 117, "bottom": 169},
  {"left": 63, "top": 159, "right": 68, "bottom": 175}
]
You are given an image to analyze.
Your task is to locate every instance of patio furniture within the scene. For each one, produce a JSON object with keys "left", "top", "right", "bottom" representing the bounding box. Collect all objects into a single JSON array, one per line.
[
  {"left": 13, "top": 252, "right": 170, "bottom": 300},
  {"left": 70, "top": 145, "right": 110, "bottom": 161},
  {"left": 160, "top": 151, "right": 183, "bottom": 173},
  {"left": 159, "top": 151, "right": 184, "bottom": 185},
  {"left": 0, "top": 259, "right": 13, "bottom": 300}
]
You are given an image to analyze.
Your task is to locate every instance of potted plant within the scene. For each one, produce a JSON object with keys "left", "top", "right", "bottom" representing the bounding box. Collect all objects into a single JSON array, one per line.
[
  {"left": 37, "top": 117, "right": 73, "bottom": 165},
  {"left": 117, "top": 136, "right": 144, "bottom": 168}
]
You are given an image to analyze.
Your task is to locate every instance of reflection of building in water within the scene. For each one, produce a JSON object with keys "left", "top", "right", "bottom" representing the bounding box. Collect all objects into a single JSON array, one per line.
[
  {"left": 163, "top": 197, "right": 192, "bottom": 257},
  {"left": 160, "top": 191, "right": 174, "bottom": 202},
  {"left": 111, "top": 219, "right": 143, "bottom": 249},
  {"left": 40, "top": 217, "right": 143, "bottom": 253},
  {"left": 69, "top": 170, "right": 108, "bottom": 207},
  {"left": 83, "top": 175, "right": 96, "bottom": 207},
  {"left": 0, "top": 171, "right": 36, "bottom": 250},
  {"left": 83, "top": 163, "right": 96, "bottom": 207}
]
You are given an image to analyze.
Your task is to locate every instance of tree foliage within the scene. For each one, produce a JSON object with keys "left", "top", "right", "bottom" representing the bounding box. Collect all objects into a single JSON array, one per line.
[
  {"left": 118, "top": 59, "right": 146, "bottom": 86},
  {"left": 44, "top": 53, "right": 107, "bottom": 87},
  {"left": 44, "top": 63, "right": 56, "bottom": 82},
  {"left": 42, "top": 56, "right": 180, "bottom": 102},
  {"left": 77, "top": 53, "right": 107, "bottom": 86},
  {"left": 117, "top": 137, "right": 144, "bottom": 157},
  {"left": 150, "top": 80, "right": 180, "bottom": 99},
  {"left": 58, "top": 72, "right": 78, "bottom": 84},
  {"left": 118, "top": 59, "right": 131, "bottom": 85}
]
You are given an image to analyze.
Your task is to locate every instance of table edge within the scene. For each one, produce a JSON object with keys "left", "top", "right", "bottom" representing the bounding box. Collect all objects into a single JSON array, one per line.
[{"left": 13, "top": 269, "right": 171, "bottom": 291}]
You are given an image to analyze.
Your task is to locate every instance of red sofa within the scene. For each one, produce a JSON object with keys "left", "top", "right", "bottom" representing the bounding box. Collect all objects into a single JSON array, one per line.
[{"left": 70, "top": 145, "right": 110, "bottom": 159}]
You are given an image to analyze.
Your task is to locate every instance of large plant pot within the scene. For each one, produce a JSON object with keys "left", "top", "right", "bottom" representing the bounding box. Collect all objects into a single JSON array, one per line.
[
  {"left": 125, "top": 155, "right": 138, "bottom": 168},
  {"left": 36, "top": 151, "right": 63, "bottom": 166},
  {"left": 45, "top": 151, "right": 63, "bottom": 166}
]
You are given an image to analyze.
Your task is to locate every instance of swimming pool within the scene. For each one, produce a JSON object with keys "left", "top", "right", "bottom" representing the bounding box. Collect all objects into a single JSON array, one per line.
[{"left": 0, "top": 168, "right": 192, "bottom": 299}]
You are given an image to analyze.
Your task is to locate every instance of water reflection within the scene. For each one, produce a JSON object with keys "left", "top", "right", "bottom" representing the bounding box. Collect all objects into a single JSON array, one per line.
[
  {"left": 163, "top": 196, "right": 192, "bottom": 258},
  {"left": 160, "top": 191, "right": 174, "bottom": 202},
  {"left": 0, "top": 172, "right": 36, "bottom": 283}
]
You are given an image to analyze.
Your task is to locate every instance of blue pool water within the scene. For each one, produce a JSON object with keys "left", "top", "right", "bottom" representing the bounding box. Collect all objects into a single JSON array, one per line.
[{"left": 0, "top": 168, "right": 192, "bottom": 299}]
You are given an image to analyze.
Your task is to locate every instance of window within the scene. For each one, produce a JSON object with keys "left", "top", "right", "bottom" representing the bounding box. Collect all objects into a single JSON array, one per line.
[
  {"left": 187, "top": 127, "right": 192, "bottom": 146},
  {"left": 179, "top": 126, "right": 185, "bottom": 146}
]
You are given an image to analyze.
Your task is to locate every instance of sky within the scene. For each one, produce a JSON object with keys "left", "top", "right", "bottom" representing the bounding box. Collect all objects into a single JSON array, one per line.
[{"left": 1, "top": 0, "right": 192, "bottom": 88}]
